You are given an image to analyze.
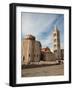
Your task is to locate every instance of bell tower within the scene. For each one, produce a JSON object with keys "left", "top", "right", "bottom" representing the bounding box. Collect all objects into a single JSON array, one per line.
[{"left": 53, "top": 26, "right": 61, "bottom": 60}]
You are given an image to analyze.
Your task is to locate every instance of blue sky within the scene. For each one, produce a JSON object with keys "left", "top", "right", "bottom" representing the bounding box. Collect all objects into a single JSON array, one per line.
[{"left": 21, "top": 12, "right": 64, "bottom": 49}]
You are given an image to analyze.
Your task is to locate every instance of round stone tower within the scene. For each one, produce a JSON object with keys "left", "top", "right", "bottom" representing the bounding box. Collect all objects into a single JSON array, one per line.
[{"left": 22, "top": 35, "right": 35, "bottom": 65}]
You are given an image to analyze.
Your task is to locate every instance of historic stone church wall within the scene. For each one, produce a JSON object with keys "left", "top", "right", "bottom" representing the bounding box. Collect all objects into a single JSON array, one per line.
[{"left": 34, "top": 41, "right": 41, "bottom": 62}]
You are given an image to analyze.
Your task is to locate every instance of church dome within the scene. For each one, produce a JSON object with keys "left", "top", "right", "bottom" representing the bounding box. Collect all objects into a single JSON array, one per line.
[{"left": 25, "top": 34, "right": 35, "bottom": 40}]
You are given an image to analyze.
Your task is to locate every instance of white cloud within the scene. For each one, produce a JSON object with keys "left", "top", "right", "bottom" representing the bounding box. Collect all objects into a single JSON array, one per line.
[
  {"left": 21, "top": 13, "right": 58, "bottom": 36},
  {"left": 21, "top": 12, "right": 64, "bottom": 48},
  {"left": 39, "top": 33, "right": 52, "bottom": 48}
]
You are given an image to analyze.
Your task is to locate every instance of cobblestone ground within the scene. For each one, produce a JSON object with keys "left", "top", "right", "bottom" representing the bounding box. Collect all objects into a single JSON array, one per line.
[{"left": 21, "top": 64, "right": 64, "bottom": 77}]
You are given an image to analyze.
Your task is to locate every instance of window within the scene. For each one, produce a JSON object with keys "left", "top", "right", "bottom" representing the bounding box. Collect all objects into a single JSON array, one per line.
[
  {"left": 54, "top": 39, "right": 56, "bottom": 42},
  {"left": 53, "top": 33, "right": 56, "bottom": 37},
  {"left": 23, "top": 56, "right": 25, "bottom": 61},
  {"left": 54, "top": 44, "right": 56, "bottom": 48},
  {"left": 54, "top": 50, "right": 57, "bottom": 53}
]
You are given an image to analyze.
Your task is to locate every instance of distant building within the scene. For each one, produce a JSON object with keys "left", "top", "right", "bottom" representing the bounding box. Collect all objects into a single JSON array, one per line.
[
  {"left": 60, "top": 49, "right": 64, "bottom": 60},
  {"left": 53, "top": 26, "right": 61, "bottom": 60},
  {"left": 41, "top": 47, "right": 56, "bottom": 61}
]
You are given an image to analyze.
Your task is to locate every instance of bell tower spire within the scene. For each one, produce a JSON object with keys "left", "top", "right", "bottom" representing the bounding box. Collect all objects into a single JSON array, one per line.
[{"left": 53, "top": 26, "right": 61, "bottom": 60}]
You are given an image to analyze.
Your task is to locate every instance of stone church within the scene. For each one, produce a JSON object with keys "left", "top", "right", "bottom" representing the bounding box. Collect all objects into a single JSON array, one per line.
[
  {"left": 21, "top": 34, "right": 56, "bottom": 65},
  {"left": 22, "top": 35, "right": 41, "bottom": 65},
  {"left": 22, "top": 27, "right": 64, "bottom": 65}
]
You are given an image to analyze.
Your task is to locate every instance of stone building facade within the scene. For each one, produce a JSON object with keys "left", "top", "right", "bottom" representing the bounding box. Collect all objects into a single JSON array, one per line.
[
  {"left": 60, "top": 49, "right": 64, "bottom": 60},
  {"left": 34, "top": 41, "right": 41, "bottom": 62},
  {"left": 22, "top": 35, "right": 41, "bottom": 65},
  {"left": 22, "top": 31, "right": 64, "bottom": 65},
  {"left": 41, "top": 47, "right": 56, "bottom": 61}
]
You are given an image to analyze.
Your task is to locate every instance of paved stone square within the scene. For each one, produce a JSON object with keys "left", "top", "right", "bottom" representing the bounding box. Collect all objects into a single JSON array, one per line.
[{"left": 21, "top": 64, "right": 64, "bottom": 77}]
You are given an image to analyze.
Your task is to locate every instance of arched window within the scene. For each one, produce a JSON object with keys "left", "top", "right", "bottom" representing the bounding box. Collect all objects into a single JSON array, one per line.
[
  {"left": 54, "top": 39, "right": 56, "bottom": 42},
  {"left": 23, "top": 56, "right": 25, "bottom": 61},
  {"left": 54, "top": 44, "right": 56, "bottom": 48},
  {"left": 54, "top": 33, "right": 56, "bottom": 37}
]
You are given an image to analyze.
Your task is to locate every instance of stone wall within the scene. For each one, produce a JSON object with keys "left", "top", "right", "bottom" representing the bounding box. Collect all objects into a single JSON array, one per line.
[
  {"left": 41, "top": 47, "right": 56, "bottom": 61},
  {"left": 22, "top": 35, "right": 35, "bottom": 65},
  {"left": 22, "top": 35, "right": 41, "bottom": 65},
  {"left": 34, "top": 41, "right": 41, "bottom": 62},
  {"left": 41, "top": 51, "right": 56, "bottom": 61},
  {"left": 22, "top": 35, "right": 57, "bottom": 65}
]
